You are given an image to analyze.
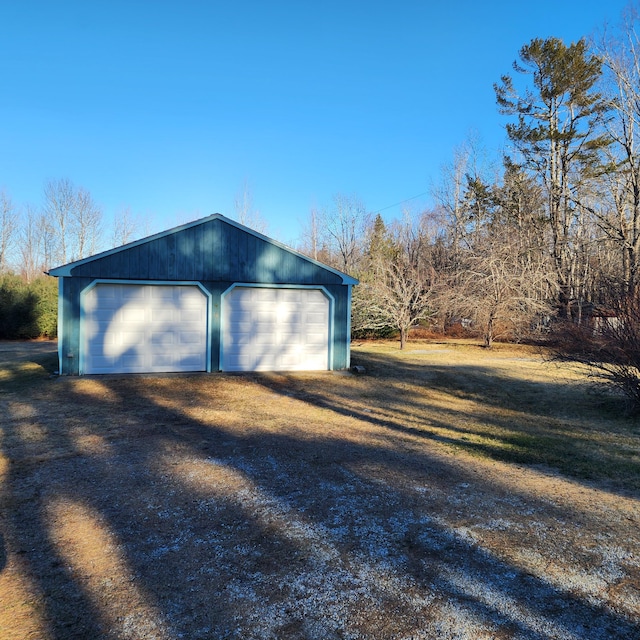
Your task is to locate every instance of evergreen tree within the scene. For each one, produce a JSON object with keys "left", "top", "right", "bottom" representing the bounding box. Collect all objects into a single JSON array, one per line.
[{"left": 495, "top": 37, "right": 611, "bottom": 318}]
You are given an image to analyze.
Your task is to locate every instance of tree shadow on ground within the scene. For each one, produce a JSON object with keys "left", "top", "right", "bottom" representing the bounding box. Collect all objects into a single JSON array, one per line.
[
  {"left": 342, "top": 348, "right": 640, "bottom": 494},
  {"left": 0, "top": 340, "right": 59, "bottom": 391},
  {"left": 0, "top": 533, "right": 6, "bottom": 574},
  {"left": 1, "top": 369, "right": 638, "bottom": 639}
]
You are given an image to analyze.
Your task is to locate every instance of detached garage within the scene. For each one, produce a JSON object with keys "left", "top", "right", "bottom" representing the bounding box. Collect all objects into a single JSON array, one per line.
[{"left": 48, "top": 214, "right": 357, "bottom": 375}]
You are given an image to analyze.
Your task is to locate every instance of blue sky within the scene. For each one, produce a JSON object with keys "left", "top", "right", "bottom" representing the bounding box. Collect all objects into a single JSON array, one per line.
[{"left": 0, "top": 0, "right": 632, "bottom": 247}]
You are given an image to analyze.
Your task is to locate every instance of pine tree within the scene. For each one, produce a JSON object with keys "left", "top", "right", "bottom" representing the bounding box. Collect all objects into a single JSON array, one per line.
[{"left": 495, "top": 37, "right": 611, "bottom": 318}]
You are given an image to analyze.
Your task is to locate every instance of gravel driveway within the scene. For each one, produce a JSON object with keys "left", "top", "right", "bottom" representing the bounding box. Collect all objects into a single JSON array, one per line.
[{"left": 0, "top": 341, "right": 638, "bottom": 639}]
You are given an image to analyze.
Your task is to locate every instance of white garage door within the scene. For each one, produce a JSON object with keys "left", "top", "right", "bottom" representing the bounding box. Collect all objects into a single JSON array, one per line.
[
  {"left": 222, "top": 287, "right": 330, "bottom": 371},
  {"left": 82, "top": 284, "right": 208, "bottom": 374}
]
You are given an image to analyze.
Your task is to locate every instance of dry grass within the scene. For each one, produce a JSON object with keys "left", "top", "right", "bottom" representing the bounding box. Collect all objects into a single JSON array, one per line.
[{"left": 0, "top": 339, "right": 638, "bottom": 639}]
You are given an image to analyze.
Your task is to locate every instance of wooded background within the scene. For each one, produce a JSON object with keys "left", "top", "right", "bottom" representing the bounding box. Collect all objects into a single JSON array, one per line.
[{"left": 2, "top": 10, "right": 640, "bottom": 353}]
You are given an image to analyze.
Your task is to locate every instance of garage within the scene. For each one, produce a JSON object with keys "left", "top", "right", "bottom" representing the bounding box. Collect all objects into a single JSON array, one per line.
[
  {"left": 81, "top": 283, "right": 208, "bottom": 374},
  {"left": 222, "top": 286, "right": 330, "bottom": 371},
  {"left": 48, "top": 214, "right": 357, "bottom": 375}
]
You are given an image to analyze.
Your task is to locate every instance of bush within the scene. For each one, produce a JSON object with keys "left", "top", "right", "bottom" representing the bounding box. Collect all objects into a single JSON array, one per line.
[
  {"left": 351, "top": 325, "right": 398, "bottom": 340},
  {"left": 0, "top": 274, "right": 57, "bottom": 339},
  {"left": 409, "top": 326, "right": 443, "bottom": 340},
  {"left": 30, "top": 276, "right": 58, "bottom": 338},
  {"left": 444, "top": 321, "right": 476, "bottom": 339},
  {"left": 549, "top": 294, "right": 640, "bottom": 414}
]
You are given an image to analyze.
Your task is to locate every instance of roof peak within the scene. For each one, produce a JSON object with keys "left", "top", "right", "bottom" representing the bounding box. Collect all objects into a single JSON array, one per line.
[{"left": 47, "top": 213, "right": 358, "bottom": 285}]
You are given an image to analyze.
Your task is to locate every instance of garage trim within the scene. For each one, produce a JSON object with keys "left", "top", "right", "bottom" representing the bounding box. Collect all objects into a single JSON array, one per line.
[
  {"left": 220, "top": 283, "right": 335, "bottom": 372},
  {"left": 79, "top": 279, "right": 212, "bottom": 375}
]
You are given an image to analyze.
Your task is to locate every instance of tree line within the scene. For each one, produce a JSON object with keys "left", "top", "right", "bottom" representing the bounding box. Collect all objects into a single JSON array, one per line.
[
  {"left": 0, "top": 177, "right": 144, "bottom": 339},
  {"left": 296, "top": 9, "right": 640, "bottom": 409},
  {"left": 1, "top": 6, "right": 639, "bottom": 407},
  {"left": 296, "top": 11, "right": 639, "bottom": 339}
]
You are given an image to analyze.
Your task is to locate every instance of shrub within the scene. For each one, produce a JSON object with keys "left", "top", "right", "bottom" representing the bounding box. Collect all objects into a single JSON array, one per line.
[
  {"left": 30, "top": 276, "right": 58, "bottom": 338},
  {"left": 549, "top": 294, "right": 640, "bottom": 414},
  {"left": 0, "top": 274, "right": 57, "bottom": 339}
]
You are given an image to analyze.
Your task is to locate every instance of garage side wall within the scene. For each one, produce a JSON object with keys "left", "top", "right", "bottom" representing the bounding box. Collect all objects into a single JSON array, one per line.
[
  {"left": 325, "top": 283, "right": 352, "bottom": 370},
  {"left": 58, "top": 276, "right": 94, "bottom": 375}
]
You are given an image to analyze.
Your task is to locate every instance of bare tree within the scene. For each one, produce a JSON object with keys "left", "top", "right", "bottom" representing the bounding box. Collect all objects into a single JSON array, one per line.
[
  {"left": 19, "top": 205, "right": 47, "bottom": 282},
  {"left": 442, "top": 236, "right": 554, "bottom": 347},
  {"left": 0, "top": 189, "right": 18, "bottom": 271},
  {"left": 593, "top": 8, "right": 640, "bottom": 296},
  {"left": 436, "top": 159, "right": 555, "bottom": 346},
  {"left": 233, "top": 180, "right": 268, "bottom": 234},
  {"left": 432, "top": 141, "right": 472, "bottom": 267},
  {"left": 43, "top": 178, "right": 74, "bottom": 264},
  {"left": 432, "top": 134, "right": 497, "bottom": 259},
  {"left": 354, "top": 210, "right": 438, "bottom": 349},
  {"left": 315, "top": 193, "right": 370, "bottom": 274},
  {"left": 73, "top": 186, "right": 102, "bottom": 258},
  {"left": 111, "top": 207, "right": 155, "bottom": 247},
  {"left": 299, "top": 207, "right": 321, "bottom": 261},
  {"left": 43, "top": 178, "right": 103, "bottom": 264},
  {"left": 111, "top": 206, "right": 137, "bottom": 247}
]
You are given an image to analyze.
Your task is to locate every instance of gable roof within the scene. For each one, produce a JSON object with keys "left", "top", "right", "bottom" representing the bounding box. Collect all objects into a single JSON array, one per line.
[{"left": 47, "top": 213, "right": 358, "bottom": 285}]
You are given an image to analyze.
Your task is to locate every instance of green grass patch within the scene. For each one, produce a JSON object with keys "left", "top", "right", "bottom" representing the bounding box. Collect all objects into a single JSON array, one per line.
[{"left": 351, "top": 340, "right": 639, "bottom": 491}]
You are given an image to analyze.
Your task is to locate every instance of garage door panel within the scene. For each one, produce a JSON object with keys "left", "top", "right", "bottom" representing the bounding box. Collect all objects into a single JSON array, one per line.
[
  {"left": 227, "top": 334, "right": 252, "bottom": 346},
  {"left": 89, "top": 298, "right": 115, "bottom": 312},
  {"left": 90, "top": 287, "right": 117, "bottom": 304},
  {"left": 180, "top": 331, "right": 205, "bottom": 345},
  {"left": 122, "top": 287, "right": 146, "bottom": 301},
  {"left": 255, "top": 289, "right": 278, "bottom": 302},
  {"left": 151, "top": 287, "right": 174, "bottom": 300},
  {"left": 151, "top": 354, "right": 173, "bottom": 367},
  {"left": 222, "top": 287, "right": 329, "bottom": 372},
  {"left": 180, "top": 309, "right": 203, "bottom": 322},
  {"left": 151, "top": 308, "right": 176, "bottom": 322},
  {"left": 121, "top": 329, "right": 145, "bottom": 343},
  {"left": 93, "top": 305, "right": 118, "bottom": 320},
  {"left": 255, "top": 309, "right": 275, "bottom": 321},
  {"left": 226, "top": 353, "right": 255, "bottom": 370},
  {"left": 83, "top": 284, "right": 208, "bottom": 374},
  {"left": 176, "top": 355, "right": 205, "bottom": 368},
  {"left": 151, "top": 332, "right": 174, "bottom": 346},
  {"left": 98, "top": 332, "right": 117, "bottom": 346},
  {"left": 228, "top": 314, "right": 253, "bottom": 327},
  {"left": 121, "top": 352, "right": 145, "bottom": 367},
  {"left": 89, "top": 354, "right": 115, "bottom": 369},
  {"left": 307, "top": 301, "right": 328, "bottom": 312},
  {"left": 255, "top": 322, "right": 277, "bottom": 334},
  {"left": 306, "top": 335, "right": 327, "bottom": 348},
  {"left": 255, "top": 333, "right": 278, "bottom": 346},
  {"left": 121, "top": 308, "right": 146, "bottom": 323},
  {"left": 280, "top": 311, "right": 302, "bottom": 323}
]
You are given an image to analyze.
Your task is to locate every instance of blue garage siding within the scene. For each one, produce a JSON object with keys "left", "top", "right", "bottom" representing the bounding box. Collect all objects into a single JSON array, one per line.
[
  {"left": 68, "top": 217, "right": 342, "bottom": 286},
  {"left": 58, "top": 276, "right": 93, "bottom": 375}
]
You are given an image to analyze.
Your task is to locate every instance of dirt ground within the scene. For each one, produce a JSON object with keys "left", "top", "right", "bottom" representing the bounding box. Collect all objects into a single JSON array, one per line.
[{"left": 0, "top": 340, "right": 638, "bottom": 639}]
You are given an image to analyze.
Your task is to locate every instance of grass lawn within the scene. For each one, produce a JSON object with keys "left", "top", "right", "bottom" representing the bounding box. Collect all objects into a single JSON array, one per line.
[
  {"left": 351, "top": 340, "right": 639, "bottom": 491},
  {"left": 0, "top": 339, "right": 638, "bottom": 639}
]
